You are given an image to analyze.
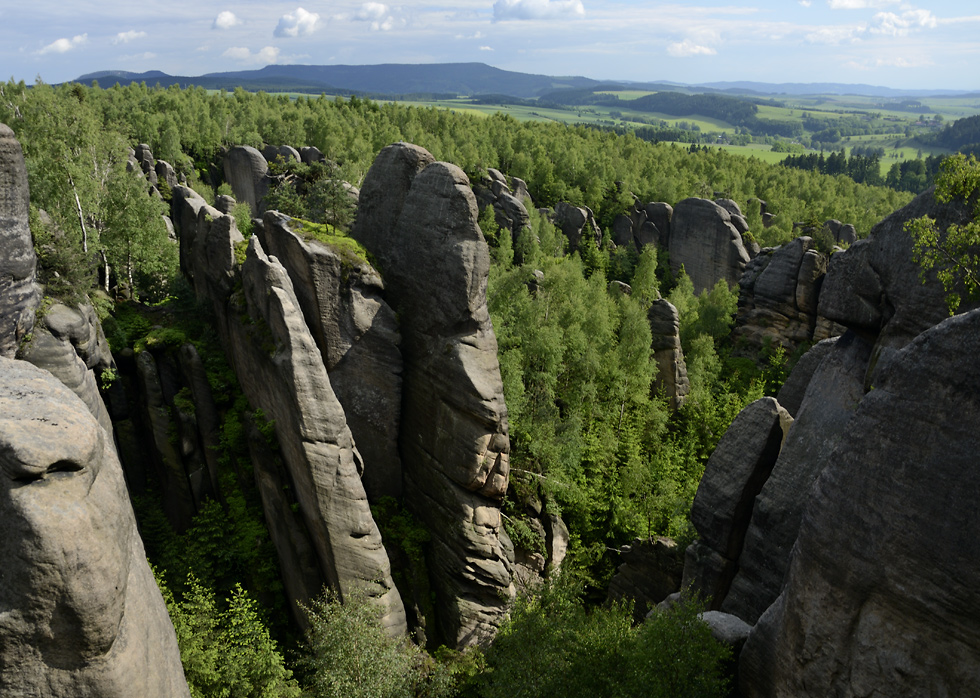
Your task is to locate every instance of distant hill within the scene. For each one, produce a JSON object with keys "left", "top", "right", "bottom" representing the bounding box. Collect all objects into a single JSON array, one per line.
[
  {"left": 72, "top": 63, "right": 975, "bottom": 100},
  {"left": 74, "top": 63, "right": 601, "bottom": 99}
]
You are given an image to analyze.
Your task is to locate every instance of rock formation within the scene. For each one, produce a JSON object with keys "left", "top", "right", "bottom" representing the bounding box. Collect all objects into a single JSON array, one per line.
[
  {"left": 0, "top": 123, "right": 40, "bottom": 359},
  {"left": 352, "top": 142, "right": 514, "bottom": 647},
  {"left": 171, "top": 185, "right": 407, "bottom": 634},
  {"left": 474, "top": 168, "right": 531, "bottom": 236},
  {"left": 554, "top": 201, "right": 601, "bottom": 252},
  {"left": 740, "top": 309, "right": 980, "bottom": 697},
  {"left": 0, "top": 358, "right": 189, "bottom": 697},
  {"left": 669, "top": 197, "right": 751, "bottom": 293},
  {"left": 223, "top": 145, "right": 270, "bottom": 217},
  {"left": 647, "top": 299, "right": 689, "bottom": 409},
  {"left": 607, "top": 537, "right": 684, "bottom": 622},
  {"left": 256, "top": 212, "right": 403, "bottom": 501}
]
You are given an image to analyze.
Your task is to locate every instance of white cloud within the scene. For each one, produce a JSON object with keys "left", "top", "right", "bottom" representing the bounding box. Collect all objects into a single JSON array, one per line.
[
  {"left": 354, "top": 3, "right": 393, "bottom": 31},
  {"left": 222, "top": 45, "right": 281, "bottom": 64},
  {"left": 38, "top": 34, "right": 87, "bottom": 55},
  {"left": 799, "top": 0, "right": 812, "bottom": 6},
  {"left": 112, "top": 30, "right": 146, "bottom": 45},
  {"left": 275, "top": 7, "right": 320, "bottom": 37},
  {"left": 480, "top": 45, "right": 494, "bottom": 51},
  {"left": 828, "top": 0, "right": 899, "bottom": 8},
  {"left": 213, "top": 11, "right": 242, "bottom": 30},
  {"left": 493, "top": 0, "right": 585, "bottom": 22},
  {"left": 667, "top": 40, "right": 716, "bottom": 57},
  {"left": 806, "top": 24, "right": 865, "bottom": 43},
  {"left": 870, "top": 9, "right": 937, "bottom": 36}
]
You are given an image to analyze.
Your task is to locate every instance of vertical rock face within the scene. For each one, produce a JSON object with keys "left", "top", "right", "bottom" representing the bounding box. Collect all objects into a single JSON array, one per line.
[
  {"left": 669, "top": 197, "right": 751, "bottom": 293},
  {"left": 257, "top": 213, "right": 404, "bottom": 501},
  {"left": 721, "top": 331, "right": 872, "bottom": 624},
  {"left": 0, "top": 124, "right": 39, "bottom": 359},
  {"left": 740, "top": 309, "right": 980, "bottom": 697},
  {"left": 173, "top": 189, "right": 406, "bottom": 635},
  {"left": 554, "top": 201, "right": 600, "bottom": 252},
  {"left": 352, "top": 143, "right": 514, "bottom": 648},
  {"left": 0, "top": 358, "right": 189, "bottom": 698},
  {"left": 683, "top": 397, "right": 790, "bottom": 609}
]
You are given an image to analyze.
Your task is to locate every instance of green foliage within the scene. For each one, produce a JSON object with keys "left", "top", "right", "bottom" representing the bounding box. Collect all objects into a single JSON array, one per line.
[
  {"left": 475, "top": 576, "right": 729, "bottom": 698},
  {"left": 908, "top": 154, "right": 980, "bottom": 313},
  {"left": 156, "top": 571, "right": 301, "bottom": 698},
  {"left": 232, "top": 202, "right": 254, "bottom": 239},
  {"left": 299, "top": 588, "right": 457, "bottom": 698},
  {"left": 290, "top": 218, "right": 373, "bottom": 269}
]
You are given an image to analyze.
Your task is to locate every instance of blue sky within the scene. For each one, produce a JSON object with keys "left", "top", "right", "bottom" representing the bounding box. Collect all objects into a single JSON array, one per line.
[{"left": 3, "top": 0, "right": 979, "bottom": 90}]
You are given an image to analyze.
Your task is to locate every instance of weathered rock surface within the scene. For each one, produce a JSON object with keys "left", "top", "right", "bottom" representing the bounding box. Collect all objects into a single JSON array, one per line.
[
  {"left": 607, "top": 537, "right": 684, "bottom": 622},
  {"left": 722, "top": 331, "right": 871, "bottom": 624},
  {"left": 261, "top": 144, "right": 301, "bottom": 165},
  {"left": 352, "top": 143, "right": 514, "bottom": 647},
  {"left": 0, "top": 123, "right": 39, "bottom": 358},
  {"left": 774, "top": 337, "right": 837, "bottom": 418},
  {"left": 732, "top": 237, "right": 832, "bottom": 358},
  {"left": 0, "top": 357, "right": 189, "bottom": 697},
  {"left": 222, "top": 145, "right": 270, "bottom": 217},
  {"left": 173, "top": 188, "right": 406, "bottom": 634},
  {"left": 647, "top": 299, "right": 689, "bottom": 410},
  {"left": 684, "top": 397, "right": 790, "bottom": 608},
  {"left": 644, "top": 202, "right": 672, "bottom": 248},
  {"left": 740, "top": 309, "right": 980, "bottom": 697},
  {"left": 256, "top": 212, "right": 404, "bottom": 501},
  {"left": 669, "top": 197, "right": 750, "bottom": 293},
  {"left": 554, "top": 201, "right": 600, "bottom": 252}
]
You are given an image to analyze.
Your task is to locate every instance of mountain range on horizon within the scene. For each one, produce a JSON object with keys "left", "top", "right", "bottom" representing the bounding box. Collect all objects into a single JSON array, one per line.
[{"left": 73, "top": 62, "right": 979, "bottom": 101}]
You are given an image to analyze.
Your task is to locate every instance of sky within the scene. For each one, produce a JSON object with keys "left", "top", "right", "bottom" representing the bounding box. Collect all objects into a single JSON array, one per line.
[{"left": 3, "top": 0, "right": 979, "bottom": 91}]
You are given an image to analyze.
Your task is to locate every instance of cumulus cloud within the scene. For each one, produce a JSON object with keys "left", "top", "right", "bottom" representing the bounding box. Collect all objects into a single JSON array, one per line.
[
  {"left": 828, "top": 0, "right": 899, "bottom": 8},
  {"left": 113, "top": 30, "right": 146, "bottom": 44},
  {"left": 667, "top": 40, "right": 716, "bottom": 57},
  {"left": 806, "top": 23, "right": 865, "bottom": 43},
  {"left": 480, "top": 45, "right": 494, "bottom": 51},
  {"left": 38, "top": 34, "right": 87, "bottom": 55},
  {"left": 354, "top": 3, "right": 393, "bottom": 31},
  {"left": 493, "top": 0, "right": 585, "bottom": 22},
  {"left": 223, "top": 45, "right": 281, "bottom": 64},
  {"left": 275, "top": 7, "right": 320, "bottom": 37},
  {"left": 870, "top": 9, "right": 937, "bottom": 35},
  {"left": 213, "top": 11, "right": 242, "bottom": 30}
]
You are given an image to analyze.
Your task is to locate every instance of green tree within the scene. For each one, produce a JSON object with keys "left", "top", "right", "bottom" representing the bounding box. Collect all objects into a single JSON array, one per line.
[{"left": 907, "top": 153, "right": 980, "bottom": 313}]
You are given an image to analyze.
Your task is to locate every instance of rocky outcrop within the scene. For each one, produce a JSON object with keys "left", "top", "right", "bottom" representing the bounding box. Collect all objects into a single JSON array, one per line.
[
  {"left": 683, "top": 397, "right": 790, "bottom": 609},
  {"left": 740, "top": 308, "right": 980, "bottom": 697},
  {"left": 732, "top": 237, "right": 831, "bottom": 358},
  {"left": 474, "top": 168, "right": 531, "bottom": 235},
  {"left": 554, "top": 201, "right": 600, "bottom": 252},
  {"left": 352, "top": 143, "right": 514, "bottom": 647},
  {"left": 223, "top": 146, "right": 270, "bottom": 217},
  {"left": 607, "top": 537, "right": 684, "bottom": 622},
  {"left": 647, "top": 299, "right": 689, "bottom": 410},
  {"left": 172, "top": 188, "right": 406, "bottom": 635},
  {"left": 256, "top": 213, "right": 403, "bottom": 501},
  {"left": 669, "top": 197, "right": 751, "bottom": 293},
  {"left": 261, "top": 144, "right": 301, "bottom": 165},
  {"left": 0, "top": 357, "right": 189, "bottom": 697},
  {"left": 0, "top": 123, "right": 40, "bottom": 358}
]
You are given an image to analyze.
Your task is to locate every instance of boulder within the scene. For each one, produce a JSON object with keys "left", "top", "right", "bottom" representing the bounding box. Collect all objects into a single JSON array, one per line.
[
  {"left": 0, "top": 123, "right": 39, "bottom": 358},
  {"left": 155, "top": 160, "right": 178, "bottom": 192},
  {"left": 494, "top": 191, "right": 530, "bottom": 233},
  {"left": 643, "top": 202, "right": 672, "bottom": 248},
  {"left": 261, "top": 144, "right": 301, "bottom": 165},
  {"left": 257, "top": 213, "right": 404, "bottom": 501},
  {"left": 223, "top": 146, "right": 270, "bottom": 217},
  {"left": 300, "top": 146, "right": 324, "bottom": 165},
  {"left": 740, "top": 309, "right": 980, "bottom": 697},
  {"left": 669, "top": 197, "right": 750, "bottom": 293},
  {"left": 554, "top": 202, "right": 600, "bottom": 252},
  {"left": 0, "top": 357, "right": 189, "bottom": 697},
  {"left": 837, "top": 223, "right": 857, "bottom": 246},
  {"left": 611, "top": 213, "right": 634, "bottom": 247},
  {"left": 607, "top": 537, "right": 684, "bottom": 622},
  {"left": 352, "top": 143, "right": 514, "bottom": 647}
]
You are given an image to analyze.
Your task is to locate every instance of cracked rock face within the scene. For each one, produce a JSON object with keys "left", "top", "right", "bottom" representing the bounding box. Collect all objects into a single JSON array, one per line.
[
  {"left": 0, "top": 357, "right": 189, "bottom": 697},
  {"left": 0, "top": 123, "right": 39, "bottom": 359},
  {"left": 353, "top": 143, "right": 514, "bottom": 647}
]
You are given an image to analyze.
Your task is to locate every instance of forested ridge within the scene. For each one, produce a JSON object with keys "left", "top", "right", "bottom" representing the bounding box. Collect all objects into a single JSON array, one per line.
[{"left": 0, "top": 78, "right": 916, "bottom": 697}]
